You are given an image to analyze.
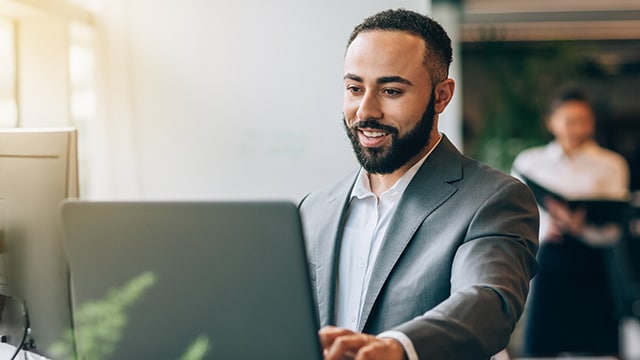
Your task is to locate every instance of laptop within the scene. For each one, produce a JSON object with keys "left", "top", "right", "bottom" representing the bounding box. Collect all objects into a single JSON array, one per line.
[{"left": 60, "top": 200, "right": 322, "bottom": 360}]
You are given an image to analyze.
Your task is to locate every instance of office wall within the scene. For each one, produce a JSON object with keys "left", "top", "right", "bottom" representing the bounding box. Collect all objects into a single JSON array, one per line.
[
  {"left": 95, "top": 0, "right": 464, "bottom": 202},
  {"left": 17, "top": 17, "right": 71, "bottom": 128}
]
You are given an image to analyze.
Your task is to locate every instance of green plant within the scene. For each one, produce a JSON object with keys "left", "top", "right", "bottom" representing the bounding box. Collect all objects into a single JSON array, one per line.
[
  {"left": 467, "top": 40, "right": 600, "bottom": 171},
  {"left": 49, "top": 272, "right": 210, "bottom": 360}
]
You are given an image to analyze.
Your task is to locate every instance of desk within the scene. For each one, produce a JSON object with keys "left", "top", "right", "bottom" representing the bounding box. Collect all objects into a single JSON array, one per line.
[{"left": 0, "top": 343, "right": 50, "bottom": 359}]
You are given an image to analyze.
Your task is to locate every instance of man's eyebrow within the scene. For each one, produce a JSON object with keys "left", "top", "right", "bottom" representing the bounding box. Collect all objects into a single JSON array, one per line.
[
  {"left": 377, "top": 76, "right": 412, "bottom": 86},
  {"left": 344, "top": 73, "right": 362, "bottom": 82},
  {"left": 343, "top": 73, "right": 413, "bottom": 86}
]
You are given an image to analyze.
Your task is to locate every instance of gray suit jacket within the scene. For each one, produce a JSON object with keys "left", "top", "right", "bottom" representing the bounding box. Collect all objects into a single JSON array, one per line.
[{"left": 299, "top": 136, "right": 539, "bottom": 359}]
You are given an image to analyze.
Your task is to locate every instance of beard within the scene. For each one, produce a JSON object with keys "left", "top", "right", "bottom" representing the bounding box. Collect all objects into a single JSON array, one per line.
[{"left": 343, "top": 92, "right": 436, "bottom": 174}]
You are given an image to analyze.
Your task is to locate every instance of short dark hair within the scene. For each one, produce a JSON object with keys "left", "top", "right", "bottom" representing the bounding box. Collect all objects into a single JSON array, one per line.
[
  {"left": 347, "top": 8, "right": 453, "bottom": 84},
  {"left": 547, "top": 86, "right": 594, "bottom": 117}
]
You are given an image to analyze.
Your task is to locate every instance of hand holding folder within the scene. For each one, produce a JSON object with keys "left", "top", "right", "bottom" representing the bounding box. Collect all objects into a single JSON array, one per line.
[{"left": 519, "top": 174, "right": 629, "bottom": 225}]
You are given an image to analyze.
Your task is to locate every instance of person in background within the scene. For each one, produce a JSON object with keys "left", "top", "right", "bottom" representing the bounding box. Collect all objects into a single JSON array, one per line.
[
  {"left": 512, "top": 86, "right": 630, "bottom": 357},
  {"left": 299, "top": 9, "right": 539, "bottom": 360}
]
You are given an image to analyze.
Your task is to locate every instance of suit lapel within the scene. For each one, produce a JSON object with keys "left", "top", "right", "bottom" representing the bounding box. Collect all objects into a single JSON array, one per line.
[
  {"left": 357, "top": 136, "right": 463, "bottom": 330},
  {"left": 315, "top": 171, "right": 358, "bottom": 327}
]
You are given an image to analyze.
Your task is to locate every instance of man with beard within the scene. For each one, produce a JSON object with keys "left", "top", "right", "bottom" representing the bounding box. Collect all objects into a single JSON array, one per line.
[{"left": 299, "top": 9, "right": 539, "bottom": 360}]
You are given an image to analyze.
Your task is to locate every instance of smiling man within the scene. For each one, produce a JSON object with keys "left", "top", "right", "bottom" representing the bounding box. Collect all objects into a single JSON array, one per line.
[{"left": 299, "top": 9, "right": 539, "bottom": 360}]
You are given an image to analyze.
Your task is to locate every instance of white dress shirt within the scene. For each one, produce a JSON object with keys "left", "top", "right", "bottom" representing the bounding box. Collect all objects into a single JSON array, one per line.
[
  {"left": 512, "top": 140, "right": 629, "bottom": 245},
  {"left": 336, "top": 135, "right": 442, "bottom": 360}
]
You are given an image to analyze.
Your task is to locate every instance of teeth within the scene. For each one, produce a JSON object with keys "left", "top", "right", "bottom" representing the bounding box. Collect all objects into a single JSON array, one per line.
[{"left": 362, "top": 131, "right": 386, "bottom": 138}]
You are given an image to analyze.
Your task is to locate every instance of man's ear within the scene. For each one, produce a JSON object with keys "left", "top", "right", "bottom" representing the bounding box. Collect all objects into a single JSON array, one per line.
[
  {"left": 545, "top": 117, "right": 553, "bottom": 133},
  {"left": 433, "top": 79, "right": 455, "bottom": 114}
]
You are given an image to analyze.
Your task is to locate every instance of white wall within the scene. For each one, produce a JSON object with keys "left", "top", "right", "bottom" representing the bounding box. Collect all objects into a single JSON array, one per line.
[
  {"left": 17, "top": 16, "right": 71, "bottom": 127},
  {"left": 94, "top": 0, "right": 465, "bottom": 202}
]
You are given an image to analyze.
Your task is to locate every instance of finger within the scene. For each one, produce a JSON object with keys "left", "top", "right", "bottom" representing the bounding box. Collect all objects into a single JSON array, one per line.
[
  {"left": 545, "top": 226, "right": 563, "bottom": 242},
  {"left": 545, "top": 198, "right": 570, "bottom": 221},
  {"left": 319, "top": 326, "right": 356, "bottom": 350},
  {"left": 354, "top": 338, "right": 404, "bottom": 360},
  {"left": 354, "top": 342, "right": 383, "bottom": 360},
  {"left": 353, "top": 341, "right": 384, "bottom": 360},
  {"left": 325, "top": 334, "right": 373, "bottom": 360}
]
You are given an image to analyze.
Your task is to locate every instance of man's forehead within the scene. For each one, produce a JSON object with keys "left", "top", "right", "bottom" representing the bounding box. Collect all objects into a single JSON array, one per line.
[{"left": 344, "top": 30, "right": 429, "bottom": 83}]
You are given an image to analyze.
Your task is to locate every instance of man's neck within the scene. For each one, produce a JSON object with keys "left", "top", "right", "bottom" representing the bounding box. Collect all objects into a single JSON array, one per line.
[
  {"left": 367, "top": 170, "right": 406, "bottom": 198},
  {"left": 367, "top": 144, "right": 434, "bottom": 197},
  {"left": 560, "top": 139, "right": 591, "bottom": 156}
]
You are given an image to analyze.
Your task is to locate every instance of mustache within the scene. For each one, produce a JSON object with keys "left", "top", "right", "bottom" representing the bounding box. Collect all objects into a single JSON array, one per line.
[{"left": 349, "top": 119, "right": 398, "bottom": 134}]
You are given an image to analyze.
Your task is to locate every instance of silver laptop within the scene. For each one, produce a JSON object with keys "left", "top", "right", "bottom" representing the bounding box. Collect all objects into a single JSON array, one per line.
[{"left": 60, "top": 200, "right": 321, "bottom": 360}]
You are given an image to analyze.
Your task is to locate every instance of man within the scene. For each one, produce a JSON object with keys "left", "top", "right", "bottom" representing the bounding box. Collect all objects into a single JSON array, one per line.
[
  {"left": 513, "top": 87, "right": 629, "bottom": 356},
  {"left": 299, "top": 9, "right": 539, "bottom": 360}
]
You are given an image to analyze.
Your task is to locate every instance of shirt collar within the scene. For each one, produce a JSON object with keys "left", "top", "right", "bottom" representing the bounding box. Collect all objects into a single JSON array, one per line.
[
  {"left": 351, "top": 133, "right": 443, "bottom": 199},
  {"left": 546, "top": 139, "right": 599, "bottom": 160}
]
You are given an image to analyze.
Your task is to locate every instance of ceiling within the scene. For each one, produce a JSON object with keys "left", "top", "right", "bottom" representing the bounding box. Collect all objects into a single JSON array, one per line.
[
  {"left": 461, "top": 0, "right": 640, "bottom": 41},
  {"left": 458, "top": 0, "right": 640, "bottom": 78}
]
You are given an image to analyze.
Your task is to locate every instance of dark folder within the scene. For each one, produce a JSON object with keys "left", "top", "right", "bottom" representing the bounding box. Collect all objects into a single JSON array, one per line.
[{"left": 520, "top": 174, "right": 629, "bottom": 225}]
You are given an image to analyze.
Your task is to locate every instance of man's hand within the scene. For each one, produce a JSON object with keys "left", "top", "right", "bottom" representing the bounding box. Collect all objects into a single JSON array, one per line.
[
  {"left": 544, "top": 197, "right": 586, "bottom": 241},
  {"left": 319, "top": 326, "right": 406, "bottom": 360}
]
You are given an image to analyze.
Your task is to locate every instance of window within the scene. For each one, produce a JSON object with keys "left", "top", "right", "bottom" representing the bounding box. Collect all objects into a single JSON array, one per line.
[
  {"left": 69, "top": 21, "right": 97, "bottom": 196},
  {"left": 1, "top": 1, "right": 98, "bottom": 196},
  {"left": 0, "top": 17, "right": 16, "bottom": 128}
]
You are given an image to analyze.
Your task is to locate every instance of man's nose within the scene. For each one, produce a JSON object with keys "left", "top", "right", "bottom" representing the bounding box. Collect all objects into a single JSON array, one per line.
[{"left": 355, "top": 92, "right": 382, "bottom": 121}]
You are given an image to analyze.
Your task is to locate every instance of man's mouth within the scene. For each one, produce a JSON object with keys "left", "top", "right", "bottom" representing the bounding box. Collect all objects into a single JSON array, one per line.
[
  {"left": 358, "top": 128, "right": 390, "bottom": 147},
  {"left": 362, "top": 130, "right": 387, "bottom": 138}
]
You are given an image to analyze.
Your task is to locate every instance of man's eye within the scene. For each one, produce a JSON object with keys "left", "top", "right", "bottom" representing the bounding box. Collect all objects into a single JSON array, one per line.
[
  {"left": 383, "top": 88, "right": 402, "bottom": 96},
  {"left": 346, "top": 85, "right": 362, "bottom": 94}
]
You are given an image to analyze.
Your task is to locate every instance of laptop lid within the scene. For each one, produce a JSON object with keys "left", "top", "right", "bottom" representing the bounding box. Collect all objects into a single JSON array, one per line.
[{"left": 60, "top": 200, "right": 321, "bottom": 360}]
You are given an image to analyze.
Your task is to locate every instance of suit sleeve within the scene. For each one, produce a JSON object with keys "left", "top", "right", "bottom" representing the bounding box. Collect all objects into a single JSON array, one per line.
[{"left": 392, "top": 180, "right": 539, "bottom": 359}]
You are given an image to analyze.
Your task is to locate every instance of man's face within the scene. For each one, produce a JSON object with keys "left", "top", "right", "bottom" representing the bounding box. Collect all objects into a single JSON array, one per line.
[
  {"left": 547, "top": 100, "right": 595, "bottom": 152},
  {"left": 342, "top": 30, "right": 438, "bottom": 174}
]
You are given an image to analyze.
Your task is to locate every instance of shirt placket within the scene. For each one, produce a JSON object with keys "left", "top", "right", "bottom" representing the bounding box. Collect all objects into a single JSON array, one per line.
[{"left": 352, "top": 198, "right": 379, "bottom": 328}]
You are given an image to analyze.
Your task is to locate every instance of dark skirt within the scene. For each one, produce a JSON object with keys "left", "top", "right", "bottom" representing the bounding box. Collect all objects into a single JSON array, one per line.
[{"left": 523, "top": 236, "right": 620, "bottom": 357}]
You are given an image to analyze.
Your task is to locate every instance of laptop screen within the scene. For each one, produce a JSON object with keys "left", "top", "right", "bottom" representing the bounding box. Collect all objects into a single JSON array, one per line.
[{"left": 60, "top": 200, "right": 321, "bottom": 360}]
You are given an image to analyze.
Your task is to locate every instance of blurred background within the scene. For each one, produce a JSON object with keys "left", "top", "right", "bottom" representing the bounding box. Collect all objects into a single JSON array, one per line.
[
  {"left": 461, "top": 0, "right": 640, "bottom": 190},
  {"left": 0, "top": 0, "right": 639, "bottom": 358},
  {"left": 0, "top": 0, "right": 638, "bottom": 201}
]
